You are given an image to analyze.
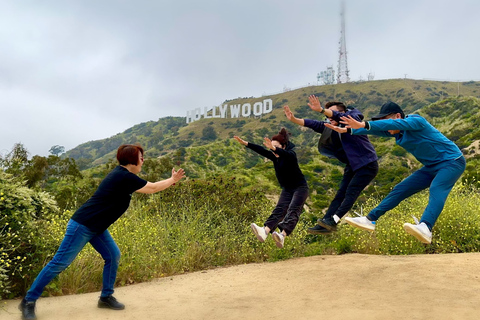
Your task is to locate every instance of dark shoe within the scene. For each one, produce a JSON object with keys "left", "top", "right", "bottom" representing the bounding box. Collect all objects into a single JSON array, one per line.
[
  {"left": 307, "top": 224, "right": 334, "bottom": 235},
  {"left": 18, "top": 298, "right": 37, "bottom": 320},
  {"left": 98, "top": 295, "right": 125, "bottom": 310},
  {"left": 317, "top": 217, "right": 337, "bottom": 231}
]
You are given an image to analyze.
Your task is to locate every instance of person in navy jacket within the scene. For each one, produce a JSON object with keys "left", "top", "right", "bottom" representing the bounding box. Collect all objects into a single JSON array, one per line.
[
  {"left": 284, "top": 95, "right": 378, "bottom": 234},
  {"left": 327, "top": 101, "right": 466, "bottom": 244},
  {"left": 234, "top": 128, "right": 309, "bottom": 249}
]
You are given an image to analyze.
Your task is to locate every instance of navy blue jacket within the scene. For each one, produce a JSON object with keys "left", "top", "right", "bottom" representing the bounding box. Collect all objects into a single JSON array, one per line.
[
  {"left": 304, "top": 108, "right": 378, "bottom": 171},
  {"left": 246, "top": 141, "right": 307, "bottom": 189}
]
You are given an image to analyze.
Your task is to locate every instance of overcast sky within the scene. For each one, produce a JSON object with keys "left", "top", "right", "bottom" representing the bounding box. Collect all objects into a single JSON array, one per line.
[{"left": 1, "top": 0, "right": 479, "bottom": 157}]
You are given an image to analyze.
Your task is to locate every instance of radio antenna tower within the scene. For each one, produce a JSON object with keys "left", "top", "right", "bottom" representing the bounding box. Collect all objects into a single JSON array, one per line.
[{"left": 337, "top": 1, "right": 350, "bottom": 84}]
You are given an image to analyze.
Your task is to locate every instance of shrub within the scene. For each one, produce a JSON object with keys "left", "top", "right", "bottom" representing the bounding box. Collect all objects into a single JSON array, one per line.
[{"left": 0, "top": 171, "right": 60, "bottom": 298}]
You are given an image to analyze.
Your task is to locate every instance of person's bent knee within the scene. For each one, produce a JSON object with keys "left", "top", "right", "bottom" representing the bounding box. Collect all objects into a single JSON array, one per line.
[
  {"left": 48, "top": 257, "right": 74, "bottom": 273},
  {"left": 114, "top": 251, "right": 121, "bottom": 266}
]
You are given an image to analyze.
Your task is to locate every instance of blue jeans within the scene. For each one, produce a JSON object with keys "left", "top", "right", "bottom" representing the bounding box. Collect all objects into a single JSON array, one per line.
[
  {"left": 367, "top": 156, "right": 466, "bottom": 229},
  {"left": 265, "top": 184, "right": 309, "bottom": 236},
  {"left": 25, "top": 219, "right": 121, "bottom": 301}
]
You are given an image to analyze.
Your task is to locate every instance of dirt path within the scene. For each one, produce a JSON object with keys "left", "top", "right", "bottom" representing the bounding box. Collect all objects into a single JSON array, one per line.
[{"left": 2, "top": 253, "right": 480, "bottom": 320}]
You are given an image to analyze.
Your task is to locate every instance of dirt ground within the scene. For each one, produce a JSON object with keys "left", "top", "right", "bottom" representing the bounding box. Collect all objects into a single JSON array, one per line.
[{"left": 2, "top": 253, "right": 480, "bottom": 320}]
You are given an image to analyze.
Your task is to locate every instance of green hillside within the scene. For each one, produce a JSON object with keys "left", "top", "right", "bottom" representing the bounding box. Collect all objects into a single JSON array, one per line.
[
  {"left": 66, "top": 79, "right": 480, "bottom": 164},
  {"left": 63, "top": 79, "right": 480, "bottom": 214}
]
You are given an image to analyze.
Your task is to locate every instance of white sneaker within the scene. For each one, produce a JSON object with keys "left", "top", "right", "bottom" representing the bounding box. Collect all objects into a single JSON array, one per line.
[
  {"left": 250, "top": 223, "right": 268, "bottom": 242},
  {"left": 272, "top": 231, "right": 285, "bottom": 248},
  {"left": 345, "top": 216, "right": 376, "bottom": 231},
  {"left": 403, "top": 222, "right": 432, "bottom": 244}
]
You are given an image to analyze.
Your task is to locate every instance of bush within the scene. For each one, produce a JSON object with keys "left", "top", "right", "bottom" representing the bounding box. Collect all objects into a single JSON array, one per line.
[{"left": 0, "top": 171, "right": 60, "bottom": 298}]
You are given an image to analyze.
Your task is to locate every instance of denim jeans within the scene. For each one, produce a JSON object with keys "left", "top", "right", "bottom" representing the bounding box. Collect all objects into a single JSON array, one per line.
[
  {"left": 367, "top": 156, "right": 466, "bottom": 229},
  {"left": 25, "top": 219, "right": 121, "bottom": 301},
  {"left": 324, "top": 161, "right": 378, "bottom": 220},
  {"left": 265, "top": 184, "right": 309, "bottom": 236}
]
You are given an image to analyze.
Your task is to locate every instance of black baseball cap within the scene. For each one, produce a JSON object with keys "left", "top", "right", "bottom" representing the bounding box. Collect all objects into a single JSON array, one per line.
[{"left": 371, "top": 101, "right": 405, "bottom": 120}]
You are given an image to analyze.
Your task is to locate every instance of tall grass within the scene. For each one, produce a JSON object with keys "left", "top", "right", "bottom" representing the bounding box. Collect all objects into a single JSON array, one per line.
[
  {"left": 46, "top": 176, "right": 313, "bottom": 296},
  {"left": 5, "top": 179, "right": 480, "bottom": 298},
  {"left": 307, "top": 182, "right": 480, "bottom": 255}
]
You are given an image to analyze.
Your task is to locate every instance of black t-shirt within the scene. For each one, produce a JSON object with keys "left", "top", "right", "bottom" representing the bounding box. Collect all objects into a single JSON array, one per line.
[{"left": 71, "top": 166, "right": 147, "bottom": 233}]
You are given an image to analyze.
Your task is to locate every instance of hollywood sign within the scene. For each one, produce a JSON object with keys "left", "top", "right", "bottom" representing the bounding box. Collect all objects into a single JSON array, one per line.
[{"left": 186, "top": 99, "right": 273, "bottom": 124}]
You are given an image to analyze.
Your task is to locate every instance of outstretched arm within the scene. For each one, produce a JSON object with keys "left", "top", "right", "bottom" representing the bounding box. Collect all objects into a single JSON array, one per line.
[
  {"left": 263, "top": 137, "right": 296, "bottom": 159},
  {"left": 339, "top": 116, "right": 394, "bottom": 137},
  {"left": 341, "top": 115, "right": 426, "bottom": 137},
  {"left": 284, "top": 106, "right": 305, "bottom": 126},
  {"left": 236, "top": 136, "right": 277, "bottom": 161},
  {"left": 136, "top": 168, "right": 186, "bottom": 194},
  {"left": 363, "top": 117, "right": 426, "bottom": 131}
]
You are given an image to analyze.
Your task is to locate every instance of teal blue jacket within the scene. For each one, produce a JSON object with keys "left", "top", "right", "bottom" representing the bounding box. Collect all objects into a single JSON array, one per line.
[{"left": 351, "top": 114, "right": 462, "bottom": 166}]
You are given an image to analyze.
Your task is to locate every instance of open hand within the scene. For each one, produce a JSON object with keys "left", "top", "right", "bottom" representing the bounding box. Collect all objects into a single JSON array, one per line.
[
  {"left": 263, "top": 137, "right": 275, "bottom": 150},
  {"left": 340, "top": 116, "right": 365, "bottom": 129},
  {"left": 308, "top": 95, "right": 323, "bottom": 112},
  {"left": 171, "top": 168, "right": 186, "bottom": 183},
  {"left": 283, "top": 105, "right": 294, "bottom": 121},
  {"left": 325, "top": 123, "right": 348, "bottom": 133},
  {"left": 233, "top": 136, "right": 248, "bottom": 146}
]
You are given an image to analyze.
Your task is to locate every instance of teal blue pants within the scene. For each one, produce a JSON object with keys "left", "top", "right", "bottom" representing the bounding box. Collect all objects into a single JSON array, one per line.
[{"left": 367, "top": 156, "right": 466, "bottom": 230}]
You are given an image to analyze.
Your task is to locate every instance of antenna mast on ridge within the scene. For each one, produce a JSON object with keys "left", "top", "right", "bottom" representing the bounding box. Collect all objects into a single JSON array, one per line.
[{"left": 337, "top": 1, "right": 350, "bottom": 84}]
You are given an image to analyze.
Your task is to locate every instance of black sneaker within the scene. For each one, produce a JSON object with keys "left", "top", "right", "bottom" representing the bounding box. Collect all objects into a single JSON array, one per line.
[
  {"left": 18, "top": 298, "right": 37, "bottom": 320},
  {"left": 317, "top": 217, "right": 337, "bottom": 231},
  {"left": 307, "top": 224, "right": 334, "bottom": 235},
  {"left": 98, "top": 295, "right": 125, "bottom": 310}
]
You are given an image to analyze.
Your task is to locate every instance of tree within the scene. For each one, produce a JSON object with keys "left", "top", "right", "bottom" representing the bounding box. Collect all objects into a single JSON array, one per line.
[
  {"left": 201, "top": 126, "right": 217, "bottom": 141},
  {"left": 49, "top": 145, "right": 65, "bottom": 156},
  {"left": 1, "top": 143, "right": 29, "bottom": 175},
  {"left": 23, "top": 155, "right": 49, "bottom": 188},
  {"left": 172, "top": 147, "right": 186, "bottom": 165}
]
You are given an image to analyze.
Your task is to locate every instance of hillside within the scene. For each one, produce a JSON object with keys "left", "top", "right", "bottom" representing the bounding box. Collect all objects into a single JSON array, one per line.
[
  {"left": 65, "top": 79, "right": 480, "bottom": 164},
  {"left": 64, "top": 79, "right": 480, "bottom": 212}
]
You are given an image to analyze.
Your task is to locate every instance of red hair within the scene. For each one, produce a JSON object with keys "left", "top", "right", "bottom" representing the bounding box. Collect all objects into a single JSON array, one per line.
[{"left": 116, "top": 144, "right": 144, "bottom": 166}]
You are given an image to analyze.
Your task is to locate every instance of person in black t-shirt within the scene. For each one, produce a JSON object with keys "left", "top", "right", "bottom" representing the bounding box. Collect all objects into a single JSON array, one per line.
[
  {"left": 234, "top": 128, "right": 309, "bottom": 249},
  {"left": 20, "top": 144, "right": 185, "bottom": 320}
]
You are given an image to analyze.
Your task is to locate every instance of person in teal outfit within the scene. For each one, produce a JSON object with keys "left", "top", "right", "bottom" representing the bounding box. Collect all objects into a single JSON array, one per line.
[{"left": 326, "top": 102, "right": 465, "bottom": 244}]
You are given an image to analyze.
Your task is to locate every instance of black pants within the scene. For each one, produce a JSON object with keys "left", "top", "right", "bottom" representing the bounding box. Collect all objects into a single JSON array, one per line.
[
  {"left": 324, "top": 161, "right": 378, "bottom": 220},
  {"left": 265, "top": 184, "right": 309, "bottom": 236}
]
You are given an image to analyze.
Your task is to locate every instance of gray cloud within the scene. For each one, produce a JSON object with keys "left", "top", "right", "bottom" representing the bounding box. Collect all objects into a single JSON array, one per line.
[{"left": 1, "top": 0, "right": 479, "bottom": 156}]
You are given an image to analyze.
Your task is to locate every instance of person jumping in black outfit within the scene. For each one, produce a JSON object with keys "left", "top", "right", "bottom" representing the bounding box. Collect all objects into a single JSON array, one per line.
[{"left": 233, "top": 128, "right": 309, "bottom": 248}]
